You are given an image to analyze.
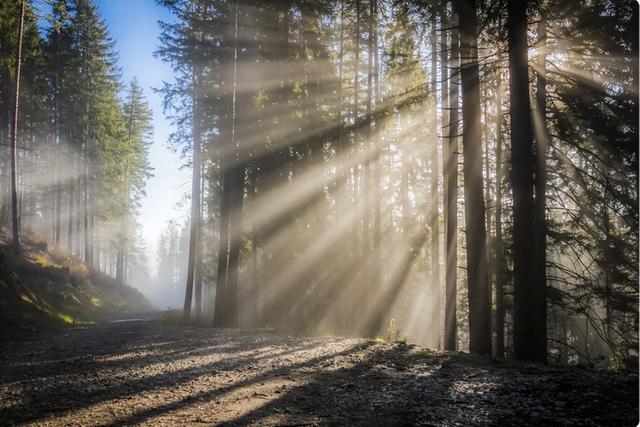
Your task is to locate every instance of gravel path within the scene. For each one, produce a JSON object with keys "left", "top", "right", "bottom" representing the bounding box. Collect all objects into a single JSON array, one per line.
[{"left": 0, "top": 316, "right": 637, "bottom": 426}]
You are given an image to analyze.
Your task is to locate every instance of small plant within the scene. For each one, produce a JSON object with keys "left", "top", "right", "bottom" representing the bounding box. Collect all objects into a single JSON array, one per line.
[
  {"left": 373, "top": 336, "right": 384, "bottom": 343},
  {"left": 34, "top": 254, "right": 49, "bottom": 267},
  {"left": 386, "top": 318, "right": 395, "bottom": 342}
]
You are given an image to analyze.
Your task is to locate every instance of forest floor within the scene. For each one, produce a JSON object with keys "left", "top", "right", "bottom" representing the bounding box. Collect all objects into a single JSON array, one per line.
[{"left": 0, "top": 315, "right": 637, "bottom": 427}]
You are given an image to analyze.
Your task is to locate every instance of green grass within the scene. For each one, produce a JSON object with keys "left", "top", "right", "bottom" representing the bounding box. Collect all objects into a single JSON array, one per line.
[
  {"left": 0, "top": 231, "right": 150, "bottom": 342},
  {"left": 161, "top": 309, "right": 213, "bottom": 328}
]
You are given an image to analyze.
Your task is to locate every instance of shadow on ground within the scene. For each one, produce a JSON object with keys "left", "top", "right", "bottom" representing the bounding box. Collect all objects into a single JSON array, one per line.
[{"left": 0, "top": 318, "right": 637, "bottom": 426}]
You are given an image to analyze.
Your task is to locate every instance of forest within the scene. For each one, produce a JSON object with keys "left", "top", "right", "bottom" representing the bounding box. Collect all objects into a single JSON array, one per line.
[{"left": 0, "top": 0, "right": 638, "bottom": 425}]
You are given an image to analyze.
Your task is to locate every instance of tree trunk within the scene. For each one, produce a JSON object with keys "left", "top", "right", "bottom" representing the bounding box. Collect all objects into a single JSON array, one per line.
[
  {"left": 214, "top": 0, "right": 240, "bottom": 327},
  {"left": 439, "top": 5, "right": 449, "bottom": 351},
  {"left": 182, "top": 82, "right": 200, "bottom": 319},
  {"left": 67, "top": 154, "right": 75, "bottom": 252},
  {"left": 194, "top": 171, "right": 205, "bottom": 318},
  {"left": 534, "top": 8, "right": 548, "bottom": 356},
  {"left": 83, "top": 156, "right": 91, "bottom": 267},
  {"left": 457, "top": 0, "right": 492, "bottom": 355},
  {"left": 369, "top": 0, "right": 383, "bottom": 337},
  {"left": 335, "top": 0, "right": 345, "bottom": 233},
  {"left": 494, "top": 62, "right": 506, "bottom": 358},
  {"left": 183, "top": 3, "right": 204, "bottom": 319},
  {"left": 363, "top": 0, "right": 373, "bottom": 262},
  {"left": 444, "top": 2, "right": 459, "bottom": 352},
  {"left": 10, "top": 0, "right": 25, "bottom": 253},
  {"left": 430, "top": 12, "right": 441, "bottom": 350},
  {"left": 508, "top": 0, "right": 546, "bottom": 362}
]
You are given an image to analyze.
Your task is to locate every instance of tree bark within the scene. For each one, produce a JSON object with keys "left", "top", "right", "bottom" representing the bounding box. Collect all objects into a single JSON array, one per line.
[
  {"left": 534, "top": 7, "right": 548, "bottom": 359},
  {"left": 430, "top": 11, "right": 441, "bottom": 350},
  {"left": 508, "top": 0, "right": 546, "bottom": 362},
  {"left": 457, "top": 0, "right": 492, "bottom": 355},
  {"left": 183, "top": 66, "right": 202, "bottom": 319},
  {"left": 10, "top": 0, "right": 26, "bottom": 253},
  {"left": 369, "top": 0, "right": 383, "bottom": 337},
  {"left": 214, "top": 0, "right": 240, "bottom": 327},
  {"left": 184, "top": 1, "right": 205, "bottom": 320},
  {"left": 439, "top": 6, "right": 449, "bottom": 349},
  {"left": 494, "top": 63, "right": 506, "bottom": 358},
  {"left": 444, "top": 2, "right": 459, "bottom": 352}
]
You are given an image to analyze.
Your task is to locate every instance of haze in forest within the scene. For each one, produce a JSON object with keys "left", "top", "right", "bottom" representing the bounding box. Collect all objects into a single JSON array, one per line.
[
  {"left": 30, "top": 0, "right": 191, "bottom": 308},
  {"left": 1, "top": 0, "right": 637, "bottom": 369}
]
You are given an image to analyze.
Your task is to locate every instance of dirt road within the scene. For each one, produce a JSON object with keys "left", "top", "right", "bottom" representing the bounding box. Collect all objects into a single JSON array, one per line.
[{"left": 0, "top": 316, "right": 636, "bottom": 426}]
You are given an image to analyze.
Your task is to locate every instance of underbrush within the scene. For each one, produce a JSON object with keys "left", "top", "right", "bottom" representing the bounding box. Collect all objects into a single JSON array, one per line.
[{"left": 0, "top": 228, "right": 150, "bottom": 342}]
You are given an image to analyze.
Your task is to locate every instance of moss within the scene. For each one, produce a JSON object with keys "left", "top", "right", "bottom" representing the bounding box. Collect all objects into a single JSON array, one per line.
[
  {"left": 19, "top": 293, "right": 34, "bottom": 304},
  {"left": 0, "top": 230, "right": 150, "bottom": 342},
  {"left": 57, "top": 313, "right": 75, "bottom": 324}
]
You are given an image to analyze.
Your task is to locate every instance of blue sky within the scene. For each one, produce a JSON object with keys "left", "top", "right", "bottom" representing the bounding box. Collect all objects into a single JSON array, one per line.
[
  {"left": 39, "top": 0, "right": 190, "bottom": 273},
  {"left": 94, "top": 0, "right": 189, "bottom": 273}
]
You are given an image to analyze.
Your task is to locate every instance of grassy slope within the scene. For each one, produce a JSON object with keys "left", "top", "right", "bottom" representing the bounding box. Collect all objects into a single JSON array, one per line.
[{"left": 0, "top": 228, "right": 150, "bottom": 342}]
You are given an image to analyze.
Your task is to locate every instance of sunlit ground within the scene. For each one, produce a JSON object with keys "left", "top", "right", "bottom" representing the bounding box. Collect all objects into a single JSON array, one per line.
[{"left": 0, "top": 317, "right": 635, "bottom": 426}]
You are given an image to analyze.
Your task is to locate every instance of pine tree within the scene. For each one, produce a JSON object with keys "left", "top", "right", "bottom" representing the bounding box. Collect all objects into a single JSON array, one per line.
[{"left": 456, "top": 0, "right": 491, "bottom": 355}]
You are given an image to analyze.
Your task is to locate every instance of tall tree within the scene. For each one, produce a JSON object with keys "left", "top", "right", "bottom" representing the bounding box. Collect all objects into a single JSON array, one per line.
[
  {"left": 429, "top": 8, "right": 441, "bottom": 350},
  {"left": 533, "top": 5, "right": 548, "bottom": 360},
  {"left": 493, "top": 5, "right": 506, "bottom": 356},
  {"left": 444, "top": 1, "right": 459, "bottom": 352},
  {"left": 508, "top": 0, "right": 546, "bottom": 362},
  {"left": 456, "top": 0, "right": 491, "bottom": 355},
  {"left": 10, "top": 0, "right": 25, "bottom": 252},
  {"left": 183, "top": 29, "right": 204, "bottom": 320},
  {"left": 214, "top": 0, "right": 241, "bottom": 327}
]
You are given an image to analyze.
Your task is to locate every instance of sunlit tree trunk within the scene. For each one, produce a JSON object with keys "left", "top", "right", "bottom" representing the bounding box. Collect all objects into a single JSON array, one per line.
[
  {"left": 533, "top": 7, "right": 548, "bottom": 357},
  {"left": 444, "top": 3, "right": 459, "bottom": 352},
  {"left": 83, "top": 151, "right": 92, "bottom": 267},
  {"left": 226, "top": 0, "right": 252, "bottom": 329},
  {"left": 363, "top": 0, "right": 373, "bottom": 266},
  {"left": 194, "top": 170, "right": 205, "bottom": 318},
  {"left": 457, "top": 0, "right": 492, "bottom": 355},
  {"left": 183, "top": 80, "right": 200, "bottom": 318},
  {"left": 214, "top": 179, "right": 230, "bottom": 326},
  {"left": 1, "top": 62, "right": 8, "bottom": 226},
  {"left": 81, "top": 41, "right": 93, "bottom": 269},
  {"left": 184, "top": 2, "right": 204, "bottom": 320},
  {"left": 352, "top": 0, "right": 361, "bottom": 284},
  {"left": 214, "top": 0, "right": 240, "bottom": 327},
  {"left": 439, "top": 5, "right": 449, "bottom": 351},
  {"left": 251, "top": 225, "right": 259, "bottom": 327},
  {"left": 335, "top": 3, "right": 346, "bottom": 331},
  {"left": 482, "top": 85, "right": 492, "bottom": 289},
  {"left": 429, "top": 11, "right": 441, "bottom": 350},
  {"left": 494, "top": 62, "right": 506, "bottom": 358},
  {"left": 336, "top": 0, "right": 345, "bottom": 222},
  {"left": 76, "top": 169, "right": 82, "bottom": 255},
  {"left": 67, "top": 153, "right": 75, "bottom": 253},
  {"left": 10, "top": 0, "right": 25, "bottom": 252},
  {"left": 342, "top": 0, "right": 362, "bottom": 333},
  {"left": 508, "top": 0, "right": 546, "bottom": 362},
  {"left": 368, "top": 0, "right": 383, "bottom": 338},
  {"left": 53, "top": 22, "right": 62, "bottom": 246}
]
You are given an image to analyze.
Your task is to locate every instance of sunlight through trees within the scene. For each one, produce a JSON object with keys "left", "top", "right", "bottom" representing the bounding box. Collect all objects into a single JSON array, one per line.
[{"left": 0, "top": 0, "right": 637, "bottom": 368}]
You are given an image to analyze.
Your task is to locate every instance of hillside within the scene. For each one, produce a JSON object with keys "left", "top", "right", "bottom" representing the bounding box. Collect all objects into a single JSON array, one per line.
[{"left": 0, "top": 228, "right": 150, "bottom": 342}]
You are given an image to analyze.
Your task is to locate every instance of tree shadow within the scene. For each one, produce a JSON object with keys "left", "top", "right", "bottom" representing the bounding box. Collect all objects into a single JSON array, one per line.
[
  {"left": 0, "top": 321, "right": 345, "bottom": 424},
  {"left": 1, "top": 321, "right": 636, "bottom": 427},
  {"left": 101, "top": 341, "right": 375, "bottom": 426},
  {"left": 223, "top": 345, "right": 638, "bottom": 427}
]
